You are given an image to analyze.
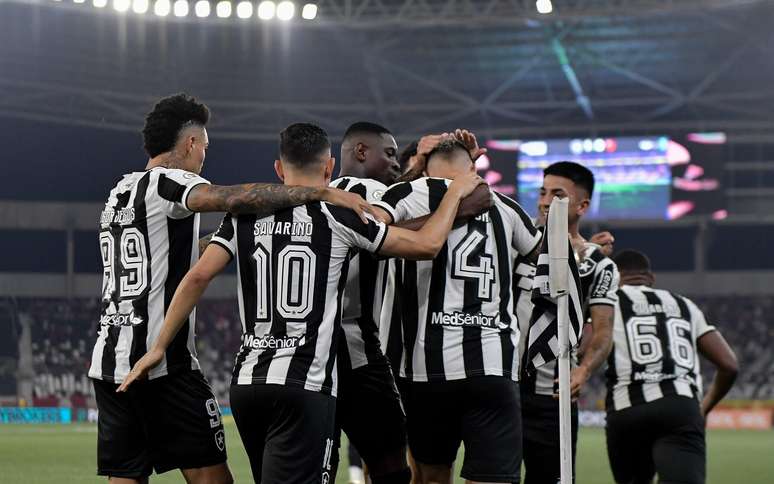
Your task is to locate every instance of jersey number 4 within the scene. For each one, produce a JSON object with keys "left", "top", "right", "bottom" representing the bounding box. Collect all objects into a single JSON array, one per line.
[
  {"left": 99, "top": 228, "right": 149, "bottom": 300},
  {"left": 252, "top": 243, "right": 317, "bottom": 321},
  {"left": 625, "top": 316, "right": 695, "bottom": 369},
  {"left": 450, "top": 229, "right": 495, "bottom": 301}
]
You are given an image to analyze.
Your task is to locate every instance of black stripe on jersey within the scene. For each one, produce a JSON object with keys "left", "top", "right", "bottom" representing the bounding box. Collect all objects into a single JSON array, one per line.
[
  {"left": 642, "top": 290, "right": 675, "bottom": 398},
  {"left": 494, "top": 192, "right": 538, "bottom": 237},
  {"left": 349, "top": 182, "right": 368, "bottom": 201},
  {"left": 326, "top": 205, "right": 381, "bottom": 243},
  {"left": 287, "top": 204, "right": 334, "bottom": 390},
  {"left": 157, "top": 173, "right": 187, "bottom": 203},
  {"left": 385, "top": 260, "right": 404, "bottom": 373},
  {"left": 127, "top": 174, "right": 152, "bottom": 370},
  {"left": 490, "top": 208, "right": 515, "bottom": 377},
  {"left": 333, "top": 177, "right": 351, "bottom": 190},
  {"left": 100, "top": 189, "right": 133, "bottom": 381},
  {"left": 251, "top": 209, "right": 294, "bottom": 383},
  {"left": 163, "top": 214, "right": 196, "bottom": 373},
  {"left": 424, "top": 178, "right": 449, "bottom": 379},
  {"left": 379, "top": 182, "right": 413, "bottom": 221},
  {"left": 461, "top": 218, "right": 486, "bottom": 378},
  {"left": 230, "top": 214, "right": 258, "bottom": 382},
  {"left": 402, "top": 260, "right": 419, "bottom": 380},
  {"left": 617, "top": 289, "right": 645, "bottom": 407}
]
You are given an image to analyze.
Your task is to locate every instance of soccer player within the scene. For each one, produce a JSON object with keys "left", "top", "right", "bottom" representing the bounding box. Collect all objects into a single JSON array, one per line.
[
  {"left": 373, "top": 139, "right": 543, "bottom": 484},
  {"left": 517, "top": 161, "right": 619, "bottom": 484},
  {"left": 119, "top": 123, "right": 484, "bottom": 484},
  {"left": 89, "top": 94, "right": 376, "bottom": 484},
  {"left": 332, "top": 123, "right": 492, "bottom": 484},
  {"left": 606, "top": 249, "right": 738, "bottom": 484}
]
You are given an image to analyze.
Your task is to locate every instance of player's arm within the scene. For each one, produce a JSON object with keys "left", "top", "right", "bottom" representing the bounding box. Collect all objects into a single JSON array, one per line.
[
  {"left": 570, "top": 305, "right": 614, "bottom": 398},
  {"left": 116, "top": 245, "right": 231, "bottom": 392},
  {"left": 188, "top": 183, "right": 377, "bottom": 222},
  {"left": 198, "top": 232, "right": 215, "bottom": 256},
  {"left": 388, "top": 183, "right": 493, "bottom": 231},
  {"left": 395, "top": 134, "right": 450, "bottom": 183},
  {"left": 377, "top": 172, "right": 484, "bottom": 260},
  {"left": 697, "top": 330, "right": 738, "bottom": 417}
]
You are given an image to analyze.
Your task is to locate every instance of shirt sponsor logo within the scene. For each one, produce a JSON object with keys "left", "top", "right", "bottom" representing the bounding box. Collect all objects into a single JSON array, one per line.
[
  {"left": 99, "top": 310, "right": 144, "bottom": 327},
  {"left": 100, "top": 208, "right": 135, "bottom": 226},
  {"left": 633, "top": 370, "right": 684, "bottom": 383},
  {"left": 592, "top": 267, "right": 614, "bottom": 299},
  {"left": 243, "top": 333, "right": 303, "bottom": 350},
  {"left": 430, "top": 311, "right": 507, "bottom": 329},
  {"left": 254, "top": 221, "right": 313, "bottom": 237}
]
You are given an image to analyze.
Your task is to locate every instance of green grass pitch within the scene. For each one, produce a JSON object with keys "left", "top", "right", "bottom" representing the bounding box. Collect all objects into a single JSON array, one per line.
[{"left": 0, "top": 420, "right": 771, "bottom": 483}]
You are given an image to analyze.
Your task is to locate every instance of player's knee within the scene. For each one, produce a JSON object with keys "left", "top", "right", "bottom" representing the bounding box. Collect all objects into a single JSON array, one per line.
[
  {"left": 415, "top": 462, "right": 452, "bottom": 484},
  {"left": 366, "top": 448, "right": 409, "bottom": 476}
]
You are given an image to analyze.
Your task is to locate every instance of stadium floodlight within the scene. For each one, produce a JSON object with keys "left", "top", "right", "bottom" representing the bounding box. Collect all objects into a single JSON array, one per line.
[
  {"left": 195, "top": 0, "right": 210, "bottom": 17},
  {"left": 216, "top": 0, "right": 231, "bottom": 16},
  {"left": 257, "top": 0, "right": 275, "bottom": 19},
  {"left": 154, "top": 0, "right": 171, "bottom": 15},
  {"left": 276, "top": 0, "right": 294, "bottom": 20},
  {"left": 173, "top": 0, "right": 189, "bottom": 16},
  {"left": 536, "top": 0, "right": 553, "bottom": 14},
  {"left": 301, "top": 3, "right": 316, "bottom": 20},
  {"left": 114, "top": 0, "right": 131, "bottom": 12},
  {"left": 73, "top": 0, "right": 86, "bottom": 4},
  {"left": 236, "top": 1, "right": 253, "bottom": 18},
  {"left": 93, "top": 0, "right": 108, "bottom": 6},
  {"left": 132, "top": 0, "right": 149, "bottom": 13}
]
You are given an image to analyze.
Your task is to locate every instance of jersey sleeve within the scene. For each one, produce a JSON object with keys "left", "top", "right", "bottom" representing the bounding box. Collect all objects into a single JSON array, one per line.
[
  {"left": 325, "top": 205, "right": 389, "bottom": 253},
  {"left": 157, "top": 168, "right": 210, "bottom": 219},
  {"left": 372, "top": 178, "right": 434, "bottom": 223},
  {"left": 589, "top": 257, "right": 620, "bottom": 306},
  {"left": 685, "top": 297, "right": 716, "bottom": 337},
  {"left": 494, "top": 193, "right": 542, "bottom": 256},
  {"left": 209, "top": 213, "right": 236, "bottom": 259},
  {"left": 330, "top": 177, "right": 388, "bottom": 203}
]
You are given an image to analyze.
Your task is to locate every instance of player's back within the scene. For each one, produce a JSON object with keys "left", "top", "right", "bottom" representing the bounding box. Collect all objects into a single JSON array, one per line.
[
  {"left": 606, "top": 284, "right": 715, "bottom": 412},
  {"left": 376, "top": 177, "right": 541, "bottom": 383},
  {"left": 211, "top": 201, "right": 387, "bottom": 396},
  {"left": 89, "top": 167, "right": 210, "bottom": 383}
]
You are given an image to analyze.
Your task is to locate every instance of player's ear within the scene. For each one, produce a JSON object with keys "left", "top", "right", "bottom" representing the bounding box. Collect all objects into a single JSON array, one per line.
[
  {"left": 323, "top": 157, "right": 335, "bottom": 183},
  {"left": 355, "top": 142, "right": 367, "bottom": 163},
  {"left": 274, "top": 159, "right": 285, "bottom": 182},
  {"left": 577, "top": 196, "right": 591, "bottom": 217}
]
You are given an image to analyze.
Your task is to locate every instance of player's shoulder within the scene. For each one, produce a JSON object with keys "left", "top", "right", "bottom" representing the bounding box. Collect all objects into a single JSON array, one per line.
[
  {"left": 492, "top": 191, "right": 530, "bottom": 217},
  {"left": 579, "top": 243, "right": 616, "bottom": 276},
  {"left": 330, "top": 176, "right": 388, "bottom": 202},
  {"left": 152, "top": 166, "right": 210, "bottom": 184}
]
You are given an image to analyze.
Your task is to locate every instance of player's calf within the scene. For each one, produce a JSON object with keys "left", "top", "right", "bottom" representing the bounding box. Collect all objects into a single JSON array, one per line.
[{"left": 181, "top": 462, "right": 234, "bottom": 484}]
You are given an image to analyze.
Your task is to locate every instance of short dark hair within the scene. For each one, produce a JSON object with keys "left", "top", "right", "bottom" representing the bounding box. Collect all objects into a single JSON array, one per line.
[
  {"left": 613, "top": 249, "right": 652, "bottom": 273},
  {"left": 427, "top": 139, "right": 471, "bottom": 163},
  {"left": 398, "top": 140, "right": 419, "bottom": 171},
  {"left": 142, "top": 93, "right": 210, "bottom": 158},
  {"left": 343, "top": 122, "right": 392, "bottom": 142},
  {"left": 279, "top": 123, "right": 331, "bottom": 166},
  {"left": 544, "top": 161, "right": 595, "bottom": 197}
]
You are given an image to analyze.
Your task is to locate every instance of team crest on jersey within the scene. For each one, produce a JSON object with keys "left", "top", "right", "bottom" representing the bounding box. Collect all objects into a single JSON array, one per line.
[
  {"left": 214, "top": 429, "right": 225, "bottom": 451},
  {"left": 577, "top": 257, "right": 597, "bottom": 277},
  {"left": 183, "top": 172, "right": 197, "bottom": 179},
  {"left": 372, "top": 189, "right": 384, "bottom": 201}
]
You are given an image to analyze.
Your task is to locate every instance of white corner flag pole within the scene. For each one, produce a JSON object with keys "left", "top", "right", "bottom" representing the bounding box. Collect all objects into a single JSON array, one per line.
[{"left": 548, "top": 197, "right": 572, "bottom": 484}]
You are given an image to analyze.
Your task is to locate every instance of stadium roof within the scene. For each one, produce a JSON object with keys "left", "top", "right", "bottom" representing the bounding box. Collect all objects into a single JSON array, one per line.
[{"left": 0, "top": 0, "right": 773, "bottom": 141}]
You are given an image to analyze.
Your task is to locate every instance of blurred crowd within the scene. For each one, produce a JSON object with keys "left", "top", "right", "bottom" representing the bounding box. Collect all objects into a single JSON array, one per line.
[{"left": 3, "top": 295, "right": 772, "bottom": 409}]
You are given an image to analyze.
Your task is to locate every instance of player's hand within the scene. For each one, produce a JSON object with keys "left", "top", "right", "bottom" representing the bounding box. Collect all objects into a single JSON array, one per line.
[
  {"left": 116, "top": 349, "right": 164, "bottom": 393},
  {"left": 554, "top": 365, "right": 589, "bottom": 402},
  {"left": 448, "top": 172, "right": 486, "bottom": 199},
  {"left": 323, "top": 187, "right": 379, "bottom": 224},
  {"left": 407, "top": 134, "right": 451, "bottom": 173},
  {"left": 452, "top": 128, "right": 487, "bottom": 161},
  {"left": 590, "top": 231, "right": 615, "bottom": 257},
  {"left": 457, "top": 183, "right": 494, "bottom": 220}
]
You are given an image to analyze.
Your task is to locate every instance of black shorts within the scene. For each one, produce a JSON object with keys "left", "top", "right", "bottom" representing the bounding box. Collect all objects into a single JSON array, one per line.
[
  {"left": 92, "top": 370, "right": 227, "bottom": 478},
  {"left": 520, "top": 390, "right": 579, "bottom": 484},
  {"left": 337, "top": 360, "right": 407, "bottom": 463},
  {"left": 398, "top": 376, "right": 522, "bottom": 483},
  {"left": 230, "top": 384, "right": 338, "bottom": 484},
  {"left": 606, "top": 395, "right": 706, "bottom": 484}
]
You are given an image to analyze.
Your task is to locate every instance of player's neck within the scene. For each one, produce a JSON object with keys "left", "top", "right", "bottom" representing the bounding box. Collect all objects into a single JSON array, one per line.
[
  {"left": 339, "top": 159, "right": 364, "bottom": 179},
  {"left": 282, "top": 173, "right": 326, "bottom": 188},
  {"left": 146, "top": 152, "right": 186, "bottom": 171}
]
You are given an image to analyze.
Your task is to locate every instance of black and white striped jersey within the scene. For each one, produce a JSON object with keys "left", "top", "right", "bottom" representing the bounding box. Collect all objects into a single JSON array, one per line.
[
  {"left": 375, "top": 177, "right": 542, "bottom": 383},
  {"left": 210, "top": 202, "right": 389, "bottom": 396},
  {"left": 89, "top": 167, "right": 209, "bottom": 383},
  {"left": 606, "top": 284, "right": 715, "bottom": 412},
  {"left": 518, "top": 241, "right": 620, "bottom": 395},
  {"left": 329, "top": 176, "right": 390, "bottom": 370}
]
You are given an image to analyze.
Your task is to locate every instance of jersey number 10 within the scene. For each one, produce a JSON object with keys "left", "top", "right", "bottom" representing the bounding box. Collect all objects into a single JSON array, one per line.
[{"left": 252, "top": 242, "right": 317, "bottom": 321}]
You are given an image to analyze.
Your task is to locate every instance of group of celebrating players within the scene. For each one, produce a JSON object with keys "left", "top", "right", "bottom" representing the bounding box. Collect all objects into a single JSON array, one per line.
[{"left": 89, "top": 93, "right": 739, "bottom": 484}]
